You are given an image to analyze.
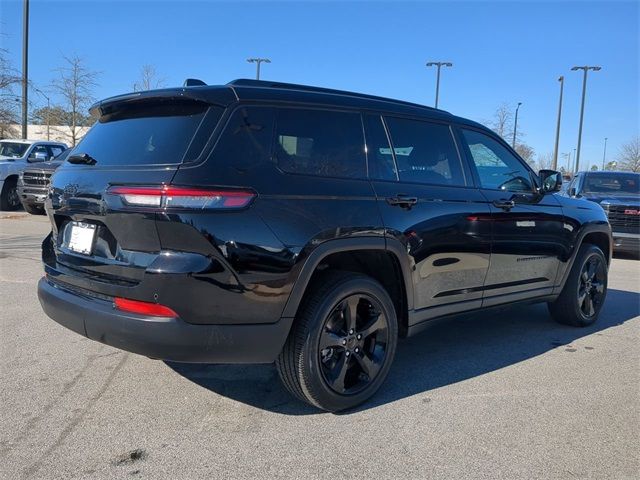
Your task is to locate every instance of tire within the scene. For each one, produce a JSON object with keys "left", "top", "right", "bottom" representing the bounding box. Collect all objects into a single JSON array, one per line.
[
  {"left": 23, "top": 203, "right": 45, "bottom": 215},
  {"left": 0, "top": 177, "right": 21, "bottom": 211},
  {"left": 276, "top": 271, "right": 398, "bottom": 412},
  {"left": 548, "top": 243, "right": 608, "bottom": 327}
]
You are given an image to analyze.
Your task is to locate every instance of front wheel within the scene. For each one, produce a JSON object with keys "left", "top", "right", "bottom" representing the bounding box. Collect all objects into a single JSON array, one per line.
[
  {"left": 0, "top": 178, "right": 21, "bottom": 211},
  {"left": 277, "top": 271, "right": 398, "bottom": 412},
  {"left": 548, "top": 244, "right": 608, "bottom": 327}
]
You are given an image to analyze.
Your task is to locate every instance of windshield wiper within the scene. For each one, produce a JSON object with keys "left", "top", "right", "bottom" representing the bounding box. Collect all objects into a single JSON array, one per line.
[{"left": 67, "top": 153, "right": 98, "bottom": 165}]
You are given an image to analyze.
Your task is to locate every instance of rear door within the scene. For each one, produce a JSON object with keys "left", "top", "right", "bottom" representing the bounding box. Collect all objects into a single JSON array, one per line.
[
  {"left": 365, "top": 114, "right": 492, "bottom": 322},
  {"left": 457, "top": 127, "right": 565, "bottom": 306},
  {"left": 46, "top": 99, "right": 222, "bottom": 290}
]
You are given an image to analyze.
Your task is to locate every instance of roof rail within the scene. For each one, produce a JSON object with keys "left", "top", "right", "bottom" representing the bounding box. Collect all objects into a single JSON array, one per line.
[
  {"left": 184, "top": 78, "right": 207, "bottom": 87},
  {"left": 227, "top": 79, "right": 441, "bottom": 112}
]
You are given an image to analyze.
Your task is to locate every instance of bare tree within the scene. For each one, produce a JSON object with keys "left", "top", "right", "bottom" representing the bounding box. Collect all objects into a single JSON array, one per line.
[
  {"left": 616, "top": 136, "right": 640, "bottom": 172},
  {"left": 133, "top": 64, "right": 165, "bottom": 92},
  {"left": 52, "top": 55, "right": 99, "bottom": 146},
  {"left": 489, "top": 102, "right": 513, "bottom": 140},
  {"left": 536, "top": 151, "right": 554, "bottom": 171},
  {"left": 515, "top": 143, "right": 535, "bottom": 167},
  {"left": 0, "top": 46, "right": 21, "bottom": 138}
]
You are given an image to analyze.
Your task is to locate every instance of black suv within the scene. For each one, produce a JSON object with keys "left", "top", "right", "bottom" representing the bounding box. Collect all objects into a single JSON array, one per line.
[
  {"left": 38, "top": 79, "right": 612, "bottom": 411},
  {"left": 565, "top": 171, "right": 639, "bottom": 256}
]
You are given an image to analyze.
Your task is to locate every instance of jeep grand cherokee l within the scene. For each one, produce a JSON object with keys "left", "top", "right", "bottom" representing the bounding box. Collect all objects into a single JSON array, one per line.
[{"left": 38, "top": 79, "right": 612, "bottom": 411}]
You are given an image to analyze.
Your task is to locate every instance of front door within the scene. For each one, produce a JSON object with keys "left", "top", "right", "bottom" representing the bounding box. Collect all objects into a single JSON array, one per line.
[
  {"left": 457, "top": 127, "right": 566, "bottom": 307},
  {"left": 364, "top": 114, "right": 492, "bottom": 324}
]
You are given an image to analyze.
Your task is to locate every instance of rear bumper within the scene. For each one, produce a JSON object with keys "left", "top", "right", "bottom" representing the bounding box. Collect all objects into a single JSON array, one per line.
[
  {"left": 612, "top": 232, "right": 640, "bottom": 254},
  {"left": 37, "top": 277, "right": 292, "bottom": 363}
]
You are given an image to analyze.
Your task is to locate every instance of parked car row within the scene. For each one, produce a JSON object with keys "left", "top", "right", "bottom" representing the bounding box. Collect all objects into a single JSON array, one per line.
[{"left": 0, "top": 139, "right": 68, "bottom": 212}]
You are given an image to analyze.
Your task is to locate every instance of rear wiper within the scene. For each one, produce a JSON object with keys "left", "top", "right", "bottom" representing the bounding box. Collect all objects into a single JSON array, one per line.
[{"left": 68, "top": 153, "right": 98, "bottom": 165}]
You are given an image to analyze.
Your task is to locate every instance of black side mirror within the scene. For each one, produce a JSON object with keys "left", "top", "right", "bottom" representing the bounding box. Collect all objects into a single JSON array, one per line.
[{"left": 538, "top": 169, "right": 563, "bottom": 193}]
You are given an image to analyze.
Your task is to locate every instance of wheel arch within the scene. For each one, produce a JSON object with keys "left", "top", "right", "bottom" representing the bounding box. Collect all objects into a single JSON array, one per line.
[
  {"left": 558, "top": 222, "right": 612, "bottom": 291},
  {"left": 280, "top": 237, "right": 414, "bottom": 337}
]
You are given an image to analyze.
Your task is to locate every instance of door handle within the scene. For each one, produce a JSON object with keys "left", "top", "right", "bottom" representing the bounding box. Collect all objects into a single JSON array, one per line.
[
  {"left": 386, "top": 195, "right": 418, "bottom": 208},
  {"left": 493, "top": 199, "right": 515, "bottom": 211}
]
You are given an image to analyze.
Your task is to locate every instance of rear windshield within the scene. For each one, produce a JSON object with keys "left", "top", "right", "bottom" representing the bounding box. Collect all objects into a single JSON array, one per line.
[
  {"left": 584, "top": 173, "right": 640, "bottom": 194},
  {"left": 73, "top": 101, "right": 215, "bottom": 166}
]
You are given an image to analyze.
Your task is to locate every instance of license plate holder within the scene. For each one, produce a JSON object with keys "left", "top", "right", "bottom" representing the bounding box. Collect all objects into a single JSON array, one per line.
[{"left": 67, "top": 222, "right": 96, "bottom": 255}]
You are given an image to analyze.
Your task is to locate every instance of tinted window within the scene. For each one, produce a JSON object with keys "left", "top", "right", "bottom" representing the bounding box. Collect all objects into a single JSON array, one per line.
[
  {"left": 584, "top": 173, "right": 640, "bottom": 194},
  {"left": 384, "top": 117, "right": 465, "bottom": 186},
  {"left": 212, "top": 106, "right": 274, "bottom": 173},
  {"left": 30, "top": 145, "right": 49, "bottom": 159},
  {"left": 74, "top": 101, "right": 213, "bottom": 166},
  {"left": 275, "top": 108, "right": 366, "bottom": 179},
  {"left": 462, "top": 129, "right": 533, "bottom": 192},
  {"left": 364, "top": 114, "right": 397, "bottom": 181}
]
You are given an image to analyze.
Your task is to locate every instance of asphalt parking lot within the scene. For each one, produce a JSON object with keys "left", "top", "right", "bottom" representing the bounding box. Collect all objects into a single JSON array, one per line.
[{"left": 0, "top": 212, "right": 638, "bottom": 480}]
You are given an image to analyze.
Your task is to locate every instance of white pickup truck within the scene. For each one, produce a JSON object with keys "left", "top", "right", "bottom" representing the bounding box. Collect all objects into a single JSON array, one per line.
[{"left": 0, "top": 139, "right": 68, "bottom": 210}]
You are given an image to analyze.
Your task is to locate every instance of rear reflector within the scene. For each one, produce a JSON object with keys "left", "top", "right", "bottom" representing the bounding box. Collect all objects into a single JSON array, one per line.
[
  {"left": 107, "top": 185, "right": 255, "bottom": 209},
  {"left": 114, "top": 297, "right": 178, "bottom": 318}
]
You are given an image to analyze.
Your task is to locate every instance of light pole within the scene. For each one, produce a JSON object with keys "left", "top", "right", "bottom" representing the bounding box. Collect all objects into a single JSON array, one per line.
[
  {"left": 512, "top": 102, "right": 522, "bottom": 148},
  {"left": 601, "top": 137, "right": 608, "bottom": 170},
  {"left": 21, "top": 0, "right": 29, "bottom": 139},
  {"left": 571, "top": 65, "right": 601, "bottom": 173},
  {"left": 32, "top": 86, "right": 50, "bottom": 140},
  {"left": 425, "top": 61, "right": 452, "bottom": 109},
  {"left": 552, "top": 76, "right": 564, "bottom": 170},
  {"left": 247, "top": 58, "right": 271, "bottom": 80}
]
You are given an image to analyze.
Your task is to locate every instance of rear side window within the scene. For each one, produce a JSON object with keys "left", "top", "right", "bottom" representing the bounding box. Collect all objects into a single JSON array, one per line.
[
  {"left": 74, "top": 101, "right": 217, "bottom": 166},
  {"left": 212, "top": 106, "right": 275, "bottom": 173},
  {"left": 384, "top": 117, "right": 466, "bottom": 186},
  {"left": 275, "top": 108, "right": 366, "bottom": 179}
]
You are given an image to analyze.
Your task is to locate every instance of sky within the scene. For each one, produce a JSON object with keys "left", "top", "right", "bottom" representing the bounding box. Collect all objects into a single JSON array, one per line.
[{"left": 1, "top": 0, "right": 638, "bottom": 170}]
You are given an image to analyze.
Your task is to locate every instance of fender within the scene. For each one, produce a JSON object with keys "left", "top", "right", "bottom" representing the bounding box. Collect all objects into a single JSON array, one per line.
[
  {"left": 280, "top": 236, "right": 414, "bottom": 320},
  {"left": 554, "top": 221, "right": 612, "bottom": 295}
]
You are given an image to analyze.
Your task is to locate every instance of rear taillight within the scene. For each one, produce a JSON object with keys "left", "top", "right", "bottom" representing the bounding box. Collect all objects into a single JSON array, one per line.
[
  {"left": 107, "top": 185, "right": 255, "bottom": 209},
  {"left": 114, "top": 297, "right": 178, "bottom": 318}
]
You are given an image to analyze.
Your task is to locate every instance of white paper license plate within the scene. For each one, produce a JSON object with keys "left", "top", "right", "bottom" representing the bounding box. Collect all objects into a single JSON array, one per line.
[{"left": 67, "top": 222, "right": 96, "bottom": 255}]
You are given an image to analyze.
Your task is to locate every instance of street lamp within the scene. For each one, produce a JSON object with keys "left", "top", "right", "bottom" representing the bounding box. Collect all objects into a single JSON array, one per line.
[
  {"left": 247, "top": 58, "right": 271, "bottom": 80},
  {"left": 571, "top": 65, "right": 602, "bottom": 173},
  {"left": 425, "top": 61, "right": 452, "bottom": 109},
  {"left": 552, "top": 76, "right": 564, "bottom": 170},
  {"left": 32, "top": 86, "right": 50, "bottom": 140},
  {"left": 512, "top": 102, "right": 522, "bottom": 149},
  {"left": 601, "top": 137, "right": 608, "bottom": 170}
]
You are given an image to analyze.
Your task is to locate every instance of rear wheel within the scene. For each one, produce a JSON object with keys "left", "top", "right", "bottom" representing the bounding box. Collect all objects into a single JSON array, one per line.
[
  {"left": 0, "top": 177, "right": 21, "bottom": 211},
  {"left": 277, "top": 271, "right": 398, "bottom": 412},
  {"left": 548, "top": 244, "right": 608, "bottom": 327}
]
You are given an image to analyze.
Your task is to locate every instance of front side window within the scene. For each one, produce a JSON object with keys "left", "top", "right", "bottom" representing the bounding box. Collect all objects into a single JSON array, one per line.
[
  {"left": 384, "top": 117, "right": 465, "bottom": 186},
  {"left": 461, "top": 129, "right": 533, "bottom": 192},
  {"left": 275, "top": 108, "right": 366, "bottom": 179}
]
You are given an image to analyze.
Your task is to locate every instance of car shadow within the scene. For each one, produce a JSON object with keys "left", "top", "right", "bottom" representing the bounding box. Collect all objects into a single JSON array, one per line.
[{"left": 165, "top": 288, "right": 639, "bottom": 415}]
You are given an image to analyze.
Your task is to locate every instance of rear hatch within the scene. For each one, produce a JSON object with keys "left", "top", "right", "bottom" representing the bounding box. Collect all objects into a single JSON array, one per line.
[{"left": 44, "top": 95, "right": 224, "bottom": 294}]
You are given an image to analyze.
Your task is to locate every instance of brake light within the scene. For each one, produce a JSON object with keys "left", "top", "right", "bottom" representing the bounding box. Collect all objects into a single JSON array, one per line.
[
  {"left": 114, "top": 297, "right": 178, "bottom": 318},
  {"left": 107, "top": 186, "right": 255, "bottom": 209}
]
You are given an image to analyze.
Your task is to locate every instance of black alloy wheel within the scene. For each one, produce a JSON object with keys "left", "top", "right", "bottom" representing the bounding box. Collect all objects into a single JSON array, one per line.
[{"left": 318, "top": 294, "right": 389, "bottom": 395}]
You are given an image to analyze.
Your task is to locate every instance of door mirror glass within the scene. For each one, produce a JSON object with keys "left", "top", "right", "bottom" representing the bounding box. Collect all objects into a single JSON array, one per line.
[
  {"left": 539, "top": 169, "right": 563, "bottom": 193},
  {"left": 28, "top": 151, "right": 48, "bottom": 162}
]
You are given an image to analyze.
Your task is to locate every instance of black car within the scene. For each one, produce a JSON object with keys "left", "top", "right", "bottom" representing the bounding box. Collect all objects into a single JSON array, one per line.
[
  {"left": 37, "top": 79, "right": 612, "bottom": 411},
  {"left": 18, "top": 149, "right": 71, "bottom": 214},
  {"left": 564, "top": 171, "right": 639, "bottom": 256}
]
